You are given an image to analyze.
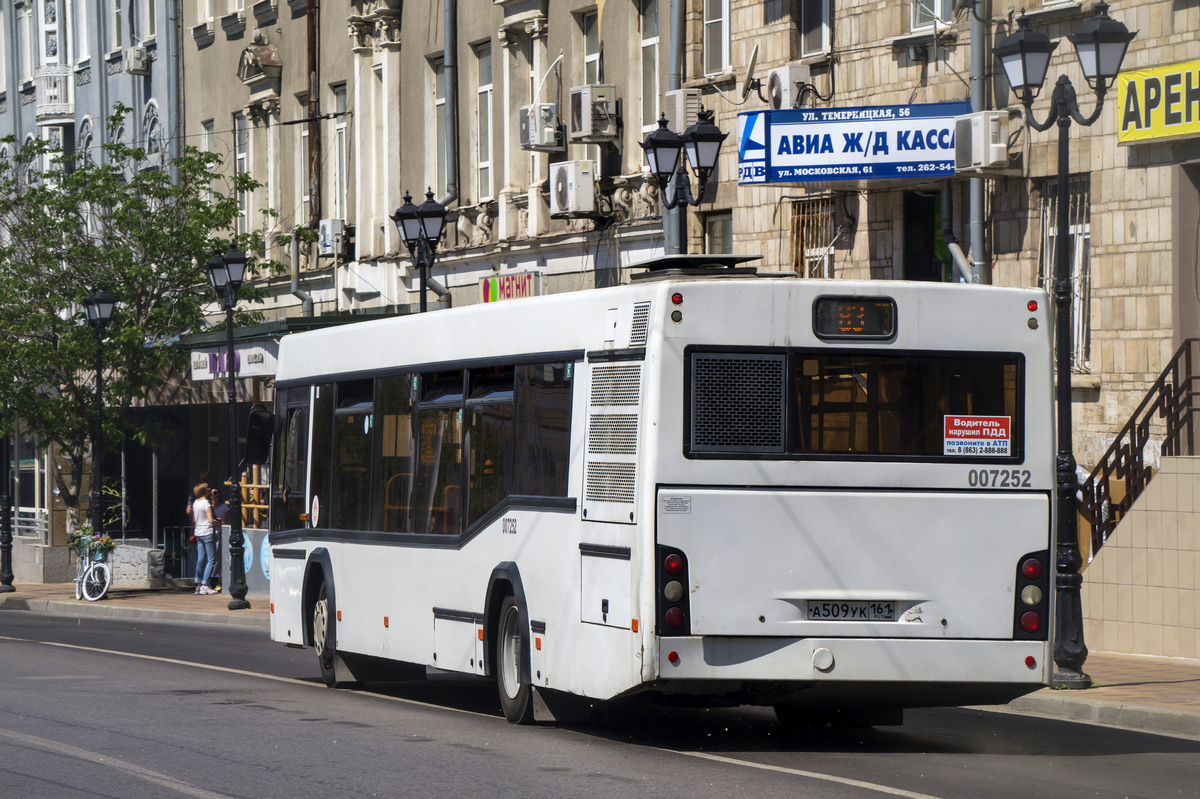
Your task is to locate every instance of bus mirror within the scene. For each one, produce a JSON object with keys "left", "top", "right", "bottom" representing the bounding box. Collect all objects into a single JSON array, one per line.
[{"left": 244, "top": 404, "right": 274, "bottom": 465}]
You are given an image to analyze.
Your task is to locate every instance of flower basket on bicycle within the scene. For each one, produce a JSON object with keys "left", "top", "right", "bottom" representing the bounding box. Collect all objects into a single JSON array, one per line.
[{"left": 69, "top": 525, "right": 115, "bottom": 601}]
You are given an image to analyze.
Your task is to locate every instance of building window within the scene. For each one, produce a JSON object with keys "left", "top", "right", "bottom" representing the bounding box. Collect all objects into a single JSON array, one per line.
[
  {"left": 19, "top": 4, "right": 33, "bottom": 83},
  {"left": 640, "top": 0, "right": 659, "bottom": 134},
  {"left": 74, "top": 0, "right": 88, "bottom": 61},
  {"left": 432, "top": 59, "right": 447, "bottom": 199},
  {"left": 703, "top": 0, "right": 730, "bottom": 76},
  {"left": 798, "top": 0, "right": 830, "bottom": 57},
  {"left": 333, "top": 83, "right": 348, "bottom": 219},
  {"left": 199, "top": 0, "right": 214, "bottom": 22},
  {"left": 790, "top": 196, "right": 836, "bottom": 278},
  {"left": 144, "top": 0, "right": 156, "bottom": 39},
  {"left": 911, "top": 0, "right": 952, "bottom": 32},
  {"left": 706, "top": 213, "right": 732, "bottom": 254},
  {"left": 476, "top": 43, "right": 493, "bottom": 201},
  {"left": 110, "top": 0, "right": 123, "bottom": 51},
  {"left": 582, "top": 11, "right": 600, "bottom": 84},
  {"left": 234, "top": 112, "right": 248, "bottom": 234},
  {"left": 1040, "top": 176, "right": 1092, "bottom": 373}
]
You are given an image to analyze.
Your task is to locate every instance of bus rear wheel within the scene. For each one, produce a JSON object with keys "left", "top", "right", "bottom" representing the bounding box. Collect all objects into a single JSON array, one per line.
[{"left": 496, "top": 595, "right": 534, "bottom": 724}]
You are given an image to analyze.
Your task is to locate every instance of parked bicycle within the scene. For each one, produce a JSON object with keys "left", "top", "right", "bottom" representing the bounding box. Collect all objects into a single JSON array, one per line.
[{"left": 69, "top": 526, "right": 115, "bottom": 602}]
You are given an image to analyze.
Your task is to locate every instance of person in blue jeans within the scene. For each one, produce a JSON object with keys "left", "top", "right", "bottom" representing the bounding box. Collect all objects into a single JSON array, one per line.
[{"left": 192, "top": 484, "right": 218, "bottom": 595}]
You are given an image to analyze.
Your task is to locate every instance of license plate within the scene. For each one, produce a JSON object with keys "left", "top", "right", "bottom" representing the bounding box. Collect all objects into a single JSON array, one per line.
[{"left": 807, "top": 600, "right": 895, "bottom": 621}]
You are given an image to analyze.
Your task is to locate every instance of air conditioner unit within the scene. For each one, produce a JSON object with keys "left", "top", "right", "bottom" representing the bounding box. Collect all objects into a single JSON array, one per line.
[
  {"left": 519, "top": 103, "right": 562, "bottom": 152},
  {"left": 954, "top": 111, "right": 1008, "bottom": 172},
  {"left": 124, "top": 46, "right": 150, "bottom": 76},
  {"left": 663, "top": 88, "right": 701, "bottom": 134},
  {"left": 549, "top": 160, "right": 594, "bottom": 215},
  {"left": 318, "top": 218, "right": 345, "bottom": 256},
  {"left": 569, "top": 84, "right": 618, "bottom": 143},
  {"left": 766, "top": 64, "right": 810, "bottom": 109}
]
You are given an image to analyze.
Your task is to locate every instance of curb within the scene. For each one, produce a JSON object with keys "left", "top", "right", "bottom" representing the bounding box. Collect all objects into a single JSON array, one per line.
[
  {"left": 0, "top": 595, "right": 271, "bottom": 630},
  {"left": 976, "top": 693, "right": 1200, "bottom": 741}
]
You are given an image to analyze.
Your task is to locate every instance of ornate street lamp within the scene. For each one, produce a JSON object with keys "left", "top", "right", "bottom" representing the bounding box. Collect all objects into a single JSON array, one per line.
[
  {"left": 640, "top": 106, "right": 728, "bottom": 254},
  {"left": 994, "top": 2, "right": 1136, "bottom": 689},
  {"left": 206, "top": 248, "right": 251, "bottom": 611},
  {"left": 84, "top": 288, "right": 116, "bottom": 540},
  {"left": 392, "top": 190, "right": 448, "bottom": 313}
]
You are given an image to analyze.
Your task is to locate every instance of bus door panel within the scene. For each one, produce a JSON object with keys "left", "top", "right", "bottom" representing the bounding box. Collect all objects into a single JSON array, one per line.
[
  {"left": 580, "top": 547, "right": 632, "bottom": 629},
  {"left": 269, "top": 551, "right": 306, "bottom": 646},
  {"left": 656, "top": 488, "right": 1049, "bottom": 640}
]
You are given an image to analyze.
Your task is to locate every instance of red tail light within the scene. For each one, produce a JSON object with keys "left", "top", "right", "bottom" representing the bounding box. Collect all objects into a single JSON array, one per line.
[
  {"left": 1021, "top": 558, "right": 1044, "bottom": 580},
  {"left": 664, "top": 553, "right": 684, "bottom": 576},
  {"left": 664, "top": 607, "right": 684, "bottom": 629},
  {"left": 1019, "top": 612, "right": 1042, "bottom": 634}
]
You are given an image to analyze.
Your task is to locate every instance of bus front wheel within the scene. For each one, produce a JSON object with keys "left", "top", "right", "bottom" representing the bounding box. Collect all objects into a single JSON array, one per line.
[
  {"left": 313, "top": 581, "right": 359, "bottom": 689},
  {"left": 496, "top": 595, "right": 534, "bottom": 724}
]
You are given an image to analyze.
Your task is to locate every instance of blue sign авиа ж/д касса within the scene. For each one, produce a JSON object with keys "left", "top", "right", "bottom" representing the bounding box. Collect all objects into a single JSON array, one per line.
[{"left": 738, "top": 101, "right": 970, "bottom": 184}]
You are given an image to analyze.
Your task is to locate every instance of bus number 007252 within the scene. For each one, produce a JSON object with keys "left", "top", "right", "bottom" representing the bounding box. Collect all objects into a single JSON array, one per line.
[{"left": 968, "top": 469, "right": 1032, "bottom": 488}]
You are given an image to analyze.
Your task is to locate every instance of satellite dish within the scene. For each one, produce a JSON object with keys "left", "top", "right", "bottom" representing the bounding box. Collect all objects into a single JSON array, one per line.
[{"left": 740, "top": 44, "right": 760, "bottom": 102}]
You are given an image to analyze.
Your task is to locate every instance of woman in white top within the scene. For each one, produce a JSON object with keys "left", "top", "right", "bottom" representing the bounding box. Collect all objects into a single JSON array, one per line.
[{"left": 192, "top": 484, "right": 218, "bottom": 594}]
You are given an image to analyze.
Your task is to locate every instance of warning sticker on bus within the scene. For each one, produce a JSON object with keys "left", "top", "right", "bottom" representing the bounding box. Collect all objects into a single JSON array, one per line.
[{"left": 944, "top": 415, "right": 1011, "bottom": 457}]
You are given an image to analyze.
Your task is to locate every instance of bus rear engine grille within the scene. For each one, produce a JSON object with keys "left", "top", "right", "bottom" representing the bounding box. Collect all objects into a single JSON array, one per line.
[
  {"left": 691, "top": 353, "right": 786, "bottom": 453},
  {"left": 591, "top": 364, "right": 643, "bottom": 406}
]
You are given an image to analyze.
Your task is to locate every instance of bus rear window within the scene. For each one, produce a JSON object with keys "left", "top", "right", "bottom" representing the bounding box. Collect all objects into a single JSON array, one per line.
[
  {"left": 689, "top": 349, "right": 1022, "bottom": 461},
  {"left": 795, "top": 353, "right": 1020, "bottom": 458}
]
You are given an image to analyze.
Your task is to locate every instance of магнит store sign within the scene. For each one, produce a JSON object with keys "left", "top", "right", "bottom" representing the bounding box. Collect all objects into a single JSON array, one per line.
[
  {"left": 1117, "top": 58, "right": 1200, "bottom": 145},
  {"left": 738, "top": 101, "right": 970, "bottom": 184}
]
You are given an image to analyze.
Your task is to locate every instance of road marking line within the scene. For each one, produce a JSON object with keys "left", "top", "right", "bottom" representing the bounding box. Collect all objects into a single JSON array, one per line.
[
  {"left": 0, "top": 728, "right": 239, "bottom": 799},
  {"left": 0, "top": 635, "right": 483, "bottom": 716},
  {"left": 2, "top": 636, "right": 944, "bottom": 798},
  {"left": 665, "top": 750, "right": 945, "bottom": 799}
]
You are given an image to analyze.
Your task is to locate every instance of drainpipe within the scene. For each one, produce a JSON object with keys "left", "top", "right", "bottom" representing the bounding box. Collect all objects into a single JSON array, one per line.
[
  {"left": 291, "top": 237, "right": 313, "bottom": 317},
  {"left": 661, "top": 0, "right": 685, "bottom": 255},
  {"left": 969, "top": 1, "right": 989, "bottom": 283},
  {"left": 942, "top": 180, "right": 972, "bottom": 283},
  {"left": 425, "top": 0, "right": 459, "bottom": 306},
  {"left": 307, "top": 0, "right": 321, "bottom": 228}
]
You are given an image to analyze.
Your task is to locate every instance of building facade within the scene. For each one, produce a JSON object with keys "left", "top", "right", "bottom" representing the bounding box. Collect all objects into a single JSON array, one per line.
[{"left": 4, "top": 0, "right": 1200, "bottom": 585}]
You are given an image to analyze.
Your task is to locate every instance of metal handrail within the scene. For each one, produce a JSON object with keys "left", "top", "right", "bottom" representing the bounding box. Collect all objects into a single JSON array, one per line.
[{"left": 1079, "top": 338, "right": 1200, "bottom": 561}]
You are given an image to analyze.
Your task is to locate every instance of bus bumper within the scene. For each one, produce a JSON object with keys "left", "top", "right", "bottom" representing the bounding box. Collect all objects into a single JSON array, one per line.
[{"left": 656, "top": 637, "right": 1050, "bottom": 694}]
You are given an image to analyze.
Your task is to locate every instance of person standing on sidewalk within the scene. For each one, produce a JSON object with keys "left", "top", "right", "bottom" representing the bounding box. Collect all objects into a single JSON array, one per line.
[{"left": 192, "top": 484, "right": 218, "bottom": 595}]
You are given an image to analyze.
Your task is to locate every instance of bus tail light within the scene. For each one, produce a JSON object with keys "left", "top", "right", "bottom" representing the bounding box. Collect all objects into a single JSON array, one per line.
[
  {"left": 1012, "top": 550, "right": 1050, "bottom": 641},
  {"left": 656, "top": 545, "right": 691, "bottom": 637}
]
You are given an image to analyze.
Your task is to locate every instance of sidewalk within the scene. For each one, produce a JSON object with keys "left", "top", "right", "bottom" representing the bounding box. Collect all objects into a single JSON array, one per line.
[
  {"left": 1, "top": 583, "right": 1198, "bottom": 740},
  {"left": 0, "top": 582, "right": 270, "bottom": 629}
]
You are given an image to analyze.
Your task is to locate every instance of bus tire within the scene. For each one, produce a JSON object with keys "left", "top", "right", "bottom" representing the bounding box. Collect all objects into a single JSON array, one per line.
[
  {"left": 496, "top": 595, "right": 534, "bottom": 724},
  {"left": 313, "top": 581, "right": 359, "bottom": 689}
]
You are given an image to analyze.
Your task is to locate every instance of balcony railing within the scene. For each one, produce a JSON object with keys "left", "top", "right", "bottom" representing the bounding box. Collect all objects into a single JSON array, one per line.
[{"left": 35, "top": 63, "right": 74, "bottom": 121}]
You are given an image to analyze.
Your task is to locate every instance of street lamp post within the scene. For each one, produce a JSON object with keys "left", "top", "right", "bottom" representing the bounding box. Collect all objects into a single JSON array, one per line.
[
  {"left": 0, "top": 432, "right": 13, "bottom": 593},
  {"left": 206, "top": 249, "right": 251, "bottom": 611},
  {"left": 640, "top": 106, "right": 728, "bottom": 252},
  {"left": 84, "top": 288, "right": 116, "bottom": 539},
  {"left": 392, "top": 190, "right": 449, "bottom": 313},
  {"left": 994, "top": 3, "right": 1136, "bottom": 689}
]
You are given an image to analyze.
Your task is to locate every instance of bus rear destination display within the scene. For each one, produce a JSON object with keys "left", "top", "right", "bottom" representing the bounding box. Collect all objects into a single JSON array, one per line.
[{"left": 814, "top": 297, "right": 896, "bottom": 339}]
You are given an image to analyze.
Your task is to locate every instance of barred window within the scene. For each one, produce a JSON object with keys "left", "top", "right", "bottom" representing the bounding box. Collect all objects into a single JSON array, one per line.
[
  {"left": 790, "top": 196, "right": 836, "bottom": 278},
  {"left": 1040, "top": 176, "right": 1091, "bottom": 373}
]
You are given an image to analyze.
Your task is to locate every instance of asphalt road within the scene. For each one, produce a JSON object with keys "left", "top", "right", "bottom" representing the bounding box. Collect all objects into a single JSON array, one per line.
[{"left": 1, "top": 611, "right": 1199, "bottom": 799}]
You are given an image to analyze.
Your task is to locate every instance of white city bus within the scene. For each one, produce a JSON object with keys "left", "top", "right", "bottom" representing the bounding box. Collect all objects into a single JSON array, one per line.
[{"left": 267, "top": 255, "right": 1056, "bottom": 725}]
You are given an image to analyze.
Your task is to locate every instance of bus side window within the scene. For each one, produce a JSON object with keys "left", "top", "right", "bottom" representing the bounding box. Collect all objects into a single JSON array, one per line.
[
  {"left": 271, "top": 389, "right": 310, "bottom": 533},
  {"left": 373, "top": 373, "right": 416, "bottom": 534},
  {"left": 466, "top": 366, "right": 515, "bottom": 527},
  {"left": 309, "top": 384, "right": 336, "bottom": 528},
  {"left": 513, "top": 363, "right": 573, "bottom": 497},
  {"left": 415, "top": 371, "right": 465, "bottom": 535},
  {"left": 331, "top": 379, "right": 375, "bottom": 532}
]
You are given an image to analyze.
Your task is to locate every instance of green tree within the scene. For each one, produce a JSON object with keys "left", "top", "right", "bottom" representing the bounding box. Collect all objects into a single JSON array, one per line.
[{"left": 0, "top": 107, "right": 277, "bottom": 531}]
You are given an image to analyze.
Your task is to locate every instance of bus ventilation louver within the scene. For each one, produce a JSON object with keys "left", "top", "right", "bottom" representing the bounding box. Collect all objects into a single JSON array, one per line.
[
  {"left": 690, "top": 353, "right": 786, "bottom": 453},
  {"left": 656, "top": 545, "right": 691, "bottom": 637},
  {"left": 630, "top": 301, "right": 652, "bottom": 347},
  {"left": 1012, "top": 550, "right": 1051, "bottom": 641},
  {"left": 585, "top": 364, "right": 643, "bottom": 518},
  {"left": 587, "top": 414, "right": 639, "bottom": 455}
]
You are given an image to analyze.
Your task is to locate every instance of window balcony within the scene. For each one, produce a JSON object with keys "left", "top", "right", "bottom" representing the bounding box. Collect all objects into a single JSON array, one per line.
[{"left": 35, "top": 63, "right": 74, "bottom": 124}]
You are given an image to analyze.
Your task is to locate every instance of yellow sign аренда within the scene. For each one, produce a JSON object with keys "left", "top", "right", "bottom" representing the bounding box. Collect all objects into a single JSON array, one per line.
[{"left": 1117, "top": 58, "right": 1200, "bottom": 145}]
